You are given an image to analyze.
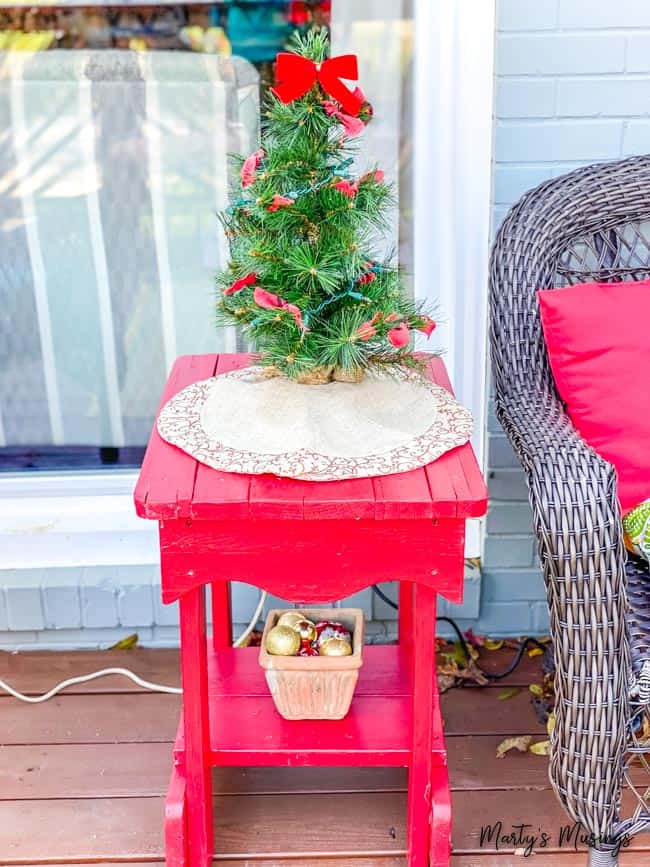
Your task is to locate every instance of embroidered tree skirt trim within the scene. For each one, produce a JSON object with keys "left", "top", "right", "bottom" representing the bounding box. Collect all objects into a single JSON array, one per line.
[{"left": 157, "top": 366, "right": 473, "bottom": 481}]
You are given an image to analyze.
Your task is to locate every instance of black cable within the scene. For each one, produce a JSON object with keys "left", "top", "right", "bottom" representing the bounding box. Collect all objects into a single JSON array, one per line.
[
  {"left": 372, "top": 583, "right": 399, "bottom": 611},
  {"left": 371, "top": 585, "right": 549, "bottom": 682}
]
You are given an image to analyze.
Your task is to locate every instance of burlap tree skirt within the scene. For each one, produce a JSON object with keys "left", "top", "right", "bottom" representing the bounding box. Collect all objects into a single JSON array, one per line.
[{"left": 157, "top": 366, "right": 473, "bottom": 481}]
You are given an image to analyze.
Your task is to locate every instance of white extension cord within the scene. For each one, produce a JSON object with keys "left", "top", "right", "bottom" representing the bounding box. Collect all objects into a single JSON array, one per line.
[{"left": 0, "top": 590, "right": 267, "bottom": 703}]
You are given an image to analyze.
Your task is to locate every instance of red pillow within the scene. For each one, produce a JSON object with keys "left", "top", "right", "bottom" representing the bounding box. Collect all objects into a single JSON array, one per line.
[{"left": 538, "top": 279, "right": 650, "bottom": 513}]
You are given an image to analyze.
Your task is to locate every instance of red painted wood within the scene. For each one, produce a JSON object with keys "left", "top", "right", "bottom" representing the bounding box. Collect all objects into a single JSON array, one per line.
[
  {"left": 133, "top": 351, "right": 490, "bottom": 867},
  {"left": 248, "top": 476, "right": 377, "bottom": 520},
  {"left": 135, "top": 355, "right": 219, "bottom": 520},
  {"left": 164, "top": 764, "right": 187, "bottom": 867},
  {"left": 135, "top": 353, "right": 487, "bottom": 522},
  {"left": 176, "top": 695, "right": 428, "bottom": 767},
  {"left": 159, "top": 518, "right": 466, "bottom": 605},
  {"left": 407, "top": 585, "right": 439, "bottom": 867},
  {"left": 203, "top": 645, "right": 412, "bottom": 698},
  {"left": 430, "top": 763, "right": 452, "bottom": 866},
  {"left": 373, "top": 469, "right": 433, "bottom": 520},
  {"left": 174, "top": 646, "right": 445, "bottom": 768},
  {"left": 425, "top": 358, "right": 488, "bottom": 519},
  {"left": 210, "top": 583, "right": 232, "bottom": 651},
  {"left": 191, "top": 353, "right": 255, "bottom": 521},
  {"left": 178, "top": 588, "right": 212, "bottom": 867},
  {"left": 398, "top": 582, "right": 415, "bottom": 669}
]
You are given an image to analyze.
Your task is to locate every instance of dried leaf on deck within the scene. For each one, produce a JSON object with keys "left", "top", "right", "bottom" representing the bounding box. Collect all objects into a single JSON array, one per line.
[
  {"left": 639, "top": 715, "right": 650, "bottom": 743},
  {"left": 109, "top": 633, "right": 139, "bottom": 650},
  {"left": 484, "top": 638, "right": 504, "bottom": 651},
  {"left": 437, "top": 658, "right": 488, "bottom": 688},
  {"left": 529, "top": 739, "right": 551, "bottom": 756},
  {"left": 496, "top": 735, "right": 532, "bottom": 759},
  {"left": 528, "top": 647, "right": 544, "bottom": 658},
  {"left": 452, "top": 641, "right": 471, "bottom": 666},
  {"left": 463, "top": 628, "right": 485, "bottom": 648},
  {"left": 529, "top": 683, "right": 544, "bottom": 697},
  {"left": 461, "top": 658, "right": 489, "bottom": 686},
  {"left": 546, "top": 711, "right": 556, "bottom": 737},
  {"left": 437, "top": 673, "right": 457, "bottom": 694},
  {"left": 497, "top": 687, "right": 521, "bottom": 701}
]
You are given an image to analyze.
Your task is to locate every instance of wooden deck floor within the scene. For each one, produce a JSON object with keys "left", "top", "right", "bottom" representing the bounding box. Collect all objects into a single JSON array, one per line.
[{"left": 0, "top": 647, "right": 648, "bottom": 866}]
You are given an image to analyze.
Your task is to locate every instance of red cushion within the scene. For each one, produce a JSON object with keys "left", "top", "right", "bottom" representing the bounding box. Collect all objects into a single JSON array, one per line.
[{"left": 538, "top": 279, "right": 650, "bottom": 512}]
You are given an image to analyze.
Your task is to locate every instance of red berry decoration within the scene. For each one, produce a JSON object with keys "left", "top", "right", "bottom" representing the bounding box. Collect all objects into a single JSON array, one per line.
[{"left": 298, "top": 639, "right": 319, "bottom": 657}]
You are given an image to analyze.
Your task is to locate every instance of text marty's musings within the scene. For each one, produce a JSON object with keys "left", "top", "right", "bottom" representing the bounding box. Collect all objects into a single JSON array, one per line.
[{"left": 479, "top": 821, "right": 631, "bottom": 857}]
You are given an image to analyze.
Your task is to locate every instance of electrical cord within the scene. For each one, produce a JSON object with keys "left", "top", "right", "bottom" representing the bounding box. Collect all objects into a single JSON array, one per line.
[
  {"left": 371, "top": 584, "right": 548, "bottom": 682},
  {"left": 0, "top": 589, "right": 268, "bottom": 703},
  {"left": 0, "top": 667, "right": 183, "bottom": 701},
  {"left": 1, "top": 584, "right": 544, "bottom": 702}
]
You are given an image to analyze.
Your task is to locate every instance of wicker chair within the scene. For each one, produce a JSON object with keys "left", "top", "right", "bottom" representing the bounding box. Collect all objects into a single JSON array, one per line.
[{"left": 489, "top": 154, "right": 650, "bottom": 866}]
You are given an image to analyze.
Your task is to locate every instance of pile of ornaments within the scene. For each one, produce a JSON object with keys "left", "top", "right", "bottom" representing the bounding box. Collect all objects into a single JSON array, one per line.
[{"left": 265, "top": 610, "right": 353, "bottom": 657}]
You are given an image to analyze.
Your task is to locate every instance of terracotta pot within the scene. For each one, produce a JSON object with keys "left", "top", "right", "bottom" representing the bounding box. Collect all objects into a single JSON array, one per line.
[
  {"left": 259, "top": 607, "right": 365, "bottom": 720},
  {"left": 295, "top": 366, "right": 333, "bottom": 385},
  {"left": 333, "top": 366, "right": 365, "bottom": 383}
]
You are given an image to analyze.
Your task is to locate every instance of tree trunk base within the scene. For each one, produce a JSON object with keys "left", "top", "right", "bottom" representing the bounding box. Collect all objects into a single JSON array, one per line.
[
  {"left": 295, "top": 366, "right": 334, "bottom": 385},
  {"left": 333, "top": 366, "right": 365, "bottom": 384}
]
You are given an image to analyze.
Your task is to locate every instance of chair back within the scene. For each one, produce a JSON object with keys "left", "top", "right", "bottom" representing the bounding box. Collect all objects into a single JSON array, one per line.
[{"left": 489, "top": 155, "right": 650, "bottom": 404}]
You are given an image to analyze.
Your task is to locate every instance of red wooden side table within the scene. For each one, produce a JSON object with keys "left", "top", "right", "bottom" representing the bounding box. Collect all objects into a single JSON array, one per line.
[{"left": 134, "top": 352, "right": 487, "bottom": 867}]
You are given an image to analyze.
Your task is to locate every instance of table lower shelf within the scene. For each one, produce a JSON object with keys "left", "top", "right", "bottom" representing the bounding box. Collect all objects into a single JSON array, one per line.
[{"left": 174, "top": 645, "right": 445, "bottom": 767}]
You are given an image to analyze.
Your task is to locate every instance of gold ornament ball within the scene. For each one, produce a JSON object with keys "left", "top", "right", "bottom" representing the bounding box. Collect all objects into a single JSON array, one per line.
[
  {"left": 319, "top": 637, "right": 353, "bottom": 657},
  {"left": 265, "top": 625, "right": 301, "bottom": 656},
  {"left": 293, "top": 618, "right": 317, "bottom": 642},
  {"left": 277, "top": 610, "right": 306, "bottom": 630}
]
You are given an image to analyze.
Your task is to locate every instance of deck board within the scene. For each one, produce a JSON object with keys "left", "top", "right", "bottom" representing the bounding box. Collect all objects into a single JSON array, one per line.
[{"left": 1, "top": 648, "right": 648, "bottom": 866}]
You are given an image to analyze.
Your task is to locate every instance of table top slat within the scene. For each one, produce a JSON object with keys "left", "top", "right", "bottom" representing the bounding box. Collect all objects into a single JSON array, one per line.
[
  {"left": 134, "top": 354, "right": 219, "bottom": 520},
  {"left": 424, "top": 357, "right": 488, "bottom": 518},
  {"left": 372, "top": 469, "right": 433, "bottom": 520},
  {"left": 191, "top": 354, "right": 256, "bottom": 520}
]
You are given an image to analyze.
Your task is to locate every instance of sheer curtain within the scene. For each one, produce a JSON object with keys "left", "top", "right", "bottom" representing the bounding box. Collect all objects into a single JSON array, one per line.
[{"left": 0, "top": 51, "right": 259, "bottom": 448}]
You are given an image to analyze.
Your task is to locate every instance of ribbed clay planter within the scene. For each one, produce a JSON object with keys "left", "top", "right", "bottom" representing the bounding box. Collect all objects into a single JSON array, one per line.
[{"left": 259, "top": 608, "right": 365, "bottom": 720}]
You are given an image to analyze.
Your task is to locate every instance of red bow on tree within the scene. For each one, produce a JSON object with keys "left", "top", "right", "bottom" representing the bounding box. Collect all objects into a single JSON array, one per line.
[{"left": 273, "top": 52, "right": 363, "bottom": 117}]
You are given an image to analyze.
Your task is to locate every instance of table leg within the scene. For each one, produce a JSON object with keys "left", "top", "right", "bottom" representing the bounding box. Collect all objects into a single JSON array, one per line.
[
  {"left": 399, "top": 581, "right": 415, "bottom": 661},
  {"left": 211, "top": 581, "right": 232, "bottom": 650},
  {"left": 407, "top": 584, "right": 439, "bottom": 867},
  {"left": 429, "top": 763, "right": 452, "bottom": 866},
  {"left": 164, "top": 761, "right": 188, "bottom": 867},
  {"left": 179, "top": 586, "right": 213, "bottom": 867}
]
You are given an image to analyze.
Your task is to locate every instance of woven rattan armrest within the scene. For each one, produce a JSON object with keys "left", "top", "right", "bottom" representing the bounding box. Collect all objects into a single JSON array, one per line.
[{"left": 497, "top": 385, "right": 630, "bottom": 858}]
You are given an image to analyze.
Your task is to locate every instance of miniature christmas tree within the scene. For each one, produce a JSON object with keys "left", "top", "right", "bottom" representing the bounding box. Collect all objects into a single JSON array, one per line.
[{"left": 216, "top": 29, "right": 437, "bottom": 384}]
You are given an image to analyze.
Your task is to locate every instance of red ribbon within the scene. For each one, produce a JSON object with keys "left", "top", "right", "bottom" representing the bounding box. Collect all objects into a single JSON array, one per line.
[{"left": 273, "top": 53, "right": 363, "bottom": 117}]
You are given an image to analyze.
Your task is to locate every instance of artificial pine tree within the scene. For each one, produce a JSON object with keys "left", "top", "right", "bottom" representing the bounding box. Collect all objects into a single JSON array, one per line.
[{"left": 216, "top": 29, "right": 437, "bottom": 384}]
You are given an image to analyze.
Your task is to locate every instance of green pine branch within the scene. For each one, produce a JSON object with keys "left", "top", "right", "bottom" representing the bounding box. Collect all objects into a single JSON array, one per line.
[{"left": 215, "top": 29, "right": 438, "bottom": 380}]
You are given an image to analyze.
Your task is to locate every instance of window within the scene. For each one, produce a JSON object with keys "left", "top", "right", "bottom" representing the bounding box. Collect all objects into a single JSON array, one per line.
[{"left": 0, "top": 0, "right": 494, "bottom": 568}]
